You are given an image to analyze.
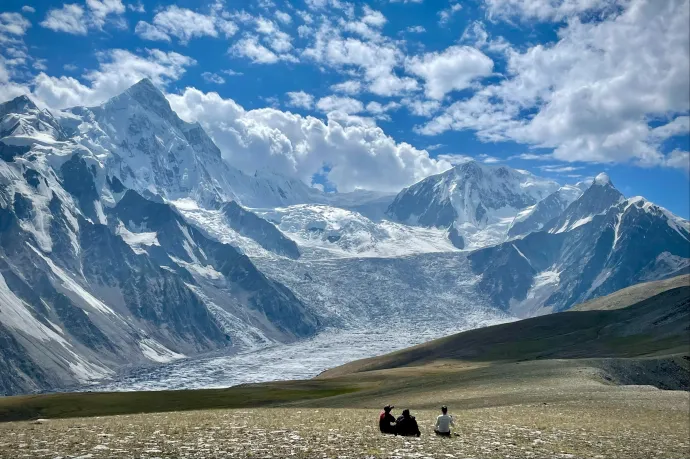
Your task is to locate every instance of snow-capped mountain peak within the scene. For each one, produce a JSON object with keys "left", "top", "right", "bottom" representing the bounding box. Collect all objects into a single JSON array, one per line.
[
  {"left": 547, "top": 172, "right": 624, "bottom": 234},
  {"left": 105, "top": 78, "right": 198, "bottom": 140},
  {"left": 386, "top": 160, "right": 559, "bottom": 249},
  {"left": 0, "top": 95, "right": 65, "bottom": 144},
  {"left": 56, "top": 78, "right": 242, "bottom": 205},
  {"left": 593, "top": 172, "right": 612, "bottom": 186},
  {"left": 123, "top": 77, "right": 167, "bottom": 104},
  {"left": 0, "top": 95, "right": 36, "bottom": 116},
  {"left": 619, "top": 196, "right": 690, "bottom": 242}
]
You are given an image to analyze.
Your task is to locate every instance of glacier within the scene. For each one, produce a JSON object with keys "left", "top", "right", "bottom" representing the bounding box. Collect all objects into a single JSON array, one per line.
[{"left": 1, "top": 79, "right": 688, "bottom": 395}]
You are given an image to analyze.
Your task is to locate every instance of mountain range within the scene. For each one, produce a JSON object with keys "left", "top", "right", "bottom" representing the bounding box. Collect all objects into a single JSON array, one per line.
[{"left": 1, "top": 79, "right": 687, "bottom": 395}]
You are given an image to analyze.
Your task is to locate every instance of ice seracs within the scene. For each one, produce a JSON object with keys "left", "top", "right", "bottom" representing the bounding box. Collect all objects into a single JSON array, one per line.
[{"left": 255, "top": 204, "right": 458, "bottom": 258}]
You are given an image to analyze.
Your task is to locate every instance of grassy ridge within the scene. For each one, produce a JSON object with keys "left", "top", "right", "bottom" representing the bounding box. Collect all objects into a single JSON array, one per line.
[
  {"left": 0, "top": 381, "right": 363, "bottom": 422},
  {"left": 572, "top": 274, "right": 689, "bottom": 311},
  {"left": 320, "top": 282, "right": 689, "bottom": 377}
]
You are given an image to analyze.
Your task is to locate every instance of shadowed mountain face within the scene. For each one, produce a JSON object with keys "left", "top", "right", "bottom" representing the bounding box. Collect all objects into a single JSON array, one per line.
[
  {"left": 0, "top": 158, "right": 317, "bottom": 395},
  {"left": 109, "top": 190, "right": 316, "bottom": 337},
  {"left": 387, "top": 162, "right": 558, "bottom": 228},
  {"left": 507, "top": 183, "right": 588, "bottom": 238},
  {"left": 221, "top": 201, "right": 300, "bottom": 259}
]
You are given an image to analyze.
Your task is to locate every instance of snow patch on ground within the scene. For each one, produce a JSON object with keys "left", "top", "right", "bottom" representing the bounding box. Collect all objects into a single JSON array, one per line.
[
  {"left": 93, "top": 200, "right": 107, "bottom": 225},
  {"left": 138, "top": 338, "right": 186, "bottom": 363},
  {"left": 30, "top": 245, "right": 118, "bottom": 317},
  {"left": 115, "top": 222, "right": 159, "bottom": 255},
  {"left": 512, "top": 244, "right": 533, "bottom": 268},
  {"left": 510, "top": 270, "right": 561, "bottom": 318},
  {"left": 170, "top": 257, "right": 224, "bottom": 280},
  {"left": 569, "top": 215, "right": 594, "bottom": 230}
]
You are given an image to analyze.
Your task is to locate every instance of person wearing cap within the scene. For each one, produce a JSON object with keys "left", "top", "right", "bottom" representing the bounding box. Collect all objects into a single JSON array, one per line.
[
  {"left": 379, "top": 405, "right": 397, "bottom": 434},
  {"left": 395, "top": 409, "right": 421, "bottom": 437},
  {"left": 434, "top": 405, "right": 454, "bottom": 437}
]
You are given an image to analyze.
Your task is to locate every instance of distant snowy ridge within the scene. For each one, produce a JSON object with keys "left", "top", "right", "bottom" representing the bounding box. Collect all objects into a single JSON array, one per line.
[
  {"left": 470, "top": 175, "right": 689, "bottom": 317},
  {"left": 386, "top": 161, "right": 560, "bottom": 249},
  {"left": 507, "top": 182, "right": 589, "bottom": 238}
]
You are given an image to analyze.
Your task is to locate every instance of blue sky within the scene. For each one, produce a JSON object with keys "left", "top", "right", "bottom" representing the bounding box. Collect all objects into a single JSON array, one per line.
[{"left": 1, "top": 0, "right": 689, "bottom": 217}]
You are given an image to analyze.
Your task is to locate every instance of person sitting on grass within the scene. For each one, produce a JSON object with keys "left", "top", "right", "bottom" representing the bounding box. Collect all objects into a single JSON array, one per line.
[
  {"left": 379, "top": 405, "right": 397, "bottom": 434},
  {"left": 434, "top": 405, "right": 454, "bottom": 437},
  {"left": 396, "top": 409, "right": 421, "bottom": 437}
]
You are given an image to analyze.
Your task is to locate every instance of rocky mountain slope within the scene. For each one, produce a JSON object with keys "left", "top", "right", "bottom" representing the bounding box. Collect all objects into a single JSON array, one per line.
[
  {"left": 0, "top": 88, "right": 318, "bottom": 395},
  {"left": 507, "top": 182, "right": 588, "bottom": 238},
  {"left": 1, "top": 79, "right": 688, "bottom": 395},
  {"left": 469, "top": 174, "right": 690, "bottom": 316}
]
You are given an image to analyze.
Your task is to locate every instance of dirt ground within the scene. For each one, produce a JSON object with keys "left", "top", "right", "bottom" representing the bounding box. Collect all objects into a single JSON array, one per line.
[
  {"left": 1, "top": 358, "right": 688, "bottom": 458},
  {"left": 2, "top": 392, "right": 688, "bottom": 459}
]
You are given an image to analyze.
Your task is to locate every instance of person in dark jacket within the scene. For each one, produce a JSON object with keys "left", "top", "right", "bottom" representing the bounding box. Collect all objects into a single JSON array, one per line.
[
  {"left": 396, "top": 409, "right": 421, "bottom": 437},
  {"left": 379, "top": 405, "right": 396, "bottom": 434}
]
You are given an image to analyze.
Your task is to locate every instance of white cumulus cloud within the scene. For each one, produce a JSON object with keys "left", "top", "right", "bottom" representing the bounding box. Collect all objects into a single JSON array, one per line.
[
  {"left": 137, "top": 6, "right": 218, "bottom": 43},
  {"left": 202, "top": 72, "right": 225, "bottom": 85},
  {"left": 438, "top": 3, "right": 462, "bottom": 25},
  {"left": 231, "top": 36, "right": 282, "bottom": 64},
  {"left": 286, "top": 91, "right": 315, "bottom": 109},
  {"left": 316, "top": 95, "right": 364, "bottom": 114},
  {"left": 483, "top": 0, "right": 619, "bottom": 22},
  {"left": 40, "top": 4, "right": 88, "bottom": 35},
  {"left": 31, "top": 48, "right": 196, "bottom": 108},
  {"left": 86, "top": 0, "right": 125, "bottom": 29},
  {"left": 303, "top": 22, "right": 418, "bottom": 97},
  {"left": 0, "top": 13, "right": 32, "bottom": 36},
  {"left": 330, "top": 80, "right": 362, "bottom": 95},
  {"left": 420, "top": 0, "right": 690, "bottom": 170},
  {"left": 40, "top": 0, "right": 126, "bottom": 34},
  {"left": 168, "top": 87, "right": 450, "bottom": 192},
  {"left": 405, "top": 46, "right": 494, "bottom": 100}
]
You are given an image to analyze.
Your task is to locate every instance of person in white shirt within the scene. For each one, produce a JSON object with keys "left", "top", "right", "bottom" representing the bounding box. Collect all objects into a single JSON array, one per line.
[{"left": 434, "top": 405, "right": 454, "bottom": 437}]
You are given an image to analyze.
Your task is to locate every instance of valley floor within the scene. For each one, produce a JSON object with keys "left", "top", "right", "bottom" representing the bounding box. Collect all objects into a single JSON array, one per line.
[
  {"left": 1, "top": 358, "right": 688, "bottom": 458},
  {"left": 2, "top": 396, "right": 688, "bottom": 459}
]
